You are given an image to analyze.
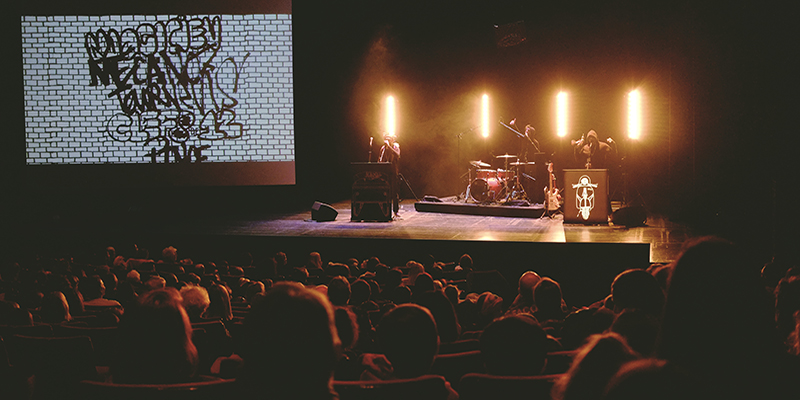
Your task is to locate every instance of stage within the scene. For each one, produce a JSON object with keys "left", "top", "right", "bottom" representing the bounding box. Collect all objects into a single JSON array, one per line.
[{"left": 161, "top": 199, "right": 689, "bottom": 265}]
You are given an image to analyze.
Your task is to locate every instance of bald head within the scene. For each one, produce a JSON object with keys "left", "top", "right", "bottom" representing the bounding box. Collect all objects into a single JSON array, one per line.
[{"left": 519, "top": 271, "right": 542, "bottom": 296}]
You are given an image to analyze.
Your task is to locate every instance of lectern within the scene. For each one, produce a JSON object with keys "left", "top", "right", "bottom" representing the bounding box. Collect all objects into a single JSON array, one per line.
[
  {"left": 563, "top": 169, "right": 609, "bottom": 224},
  {"left": 351, "top": 162, "right": 395, "bottom": 222}
]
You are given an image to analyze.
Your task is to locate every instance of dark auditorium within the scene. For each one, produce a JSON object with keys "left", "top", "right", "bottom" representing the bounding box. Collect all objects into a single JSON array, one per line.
[{"left": 1, "top": 1, "right": 798, "bottom": 399}]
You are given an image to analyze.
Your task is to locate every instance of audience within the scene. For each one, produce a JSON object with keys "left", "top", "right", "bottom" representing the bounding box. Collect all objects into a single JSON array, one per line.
[{"left": 3, "top": 236, "right": 800, "bottom": 400}]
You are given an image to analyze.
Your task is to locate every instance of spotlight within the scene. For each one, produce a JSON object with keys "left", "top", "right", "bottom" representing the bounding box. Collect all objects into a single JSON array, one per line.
[
  {"left": 627, "top": 90, "right": 641, "bottom": 140},
  {"left": 482, "top": 94, "right": 489, "bottom": 138},
  {"left": 385, "top": 95, "right": 396, "bottom": 136},
  {"left": 556, "top": 91, "right": 568, "bottom": 137}
]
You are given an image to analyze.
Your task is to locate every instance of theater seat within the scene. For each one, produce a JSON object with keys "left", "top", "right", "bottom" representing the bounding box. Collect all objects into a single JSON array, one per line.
[
  {"left": 79, "top": 377, "right": 236, "bottom": 400},
  {"left": 430, "top": 350, "right": 484, "bottom": 392},
  {"left": 458, "top": 372, "right": 564, "bottom": 400},
  {"left": 334, "top": 374, "right": 450, "bottom": 400},
  {"left": 8, "top": 334, "right": 99, "bottom": 400}
]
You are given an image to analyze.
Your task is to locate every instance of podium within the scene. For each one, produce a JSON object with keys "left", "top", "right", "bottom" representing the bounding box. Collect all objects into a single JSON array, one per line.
[
  {"left": 351, "top": 162, "right": 395, "bottom": 222},
  {"left": 563, "top": 169, "right": 609, "bottom": 224}
]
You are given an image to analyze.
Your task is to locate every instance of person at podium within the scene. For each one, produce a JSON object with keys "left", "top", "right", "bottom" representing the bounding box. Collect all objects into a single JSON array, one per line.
[{"left": 571, "top": 129, "right": 616, "bottom": 169}]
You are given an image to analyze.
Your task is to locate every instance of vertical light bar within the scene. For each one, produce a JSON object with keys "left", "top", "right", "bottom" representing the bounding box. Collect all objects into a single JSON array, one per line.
[
  {"left": 385, "top": 95, "right": 396, "bottom": 136},
  {"left": 628, "top": 90, "right": 641, "bottom": 140},
  {"left": 556, "top": 91, "right": 568, "bottom": 137},
  {"left": 481, "top": 94, "right": 489, "bottom": 138}
]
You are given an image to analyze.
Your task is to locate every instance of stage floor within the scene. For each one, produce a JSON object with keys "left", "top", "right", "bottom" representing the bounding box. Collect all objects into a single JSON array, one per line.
[{"left": 162, "top": 199, "right": 692, "bottom": 263}]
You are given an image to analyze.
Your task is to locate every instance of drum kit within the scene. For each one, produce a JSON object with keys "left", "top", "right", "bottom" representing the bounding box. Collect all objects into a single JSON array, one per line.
[{"left": 466, "top": 154, "right": 535, "bottom": 203}]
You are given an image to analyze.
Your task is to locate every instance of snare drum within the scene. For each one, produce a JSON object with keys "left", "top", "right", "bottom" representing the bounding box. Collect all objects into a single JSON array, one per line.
[
  {"left": 496, "top": 169, "right": 515, "bottom": 181},
  {"left": 470, "top": 177, "right": 504, "bottom": 202}
]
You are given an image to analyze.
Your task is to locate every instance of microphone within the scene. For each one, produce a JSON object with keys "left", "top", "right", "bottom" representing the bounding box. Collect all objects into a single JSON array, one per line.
[
  {"left": 510, "top": 118, "right": 516, "bottom": 126},
  {"left": 369, "top": 137, "right": 373, "bottom": 146}
]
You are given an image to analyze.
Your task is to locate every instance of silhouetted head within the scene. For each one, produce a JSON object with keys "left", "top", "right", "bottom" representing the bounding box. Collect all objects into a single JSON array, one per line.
[
  {"left": 40, "top": 291, "right": 72, "bottom": 323},
  {"left": 113, "top": 288, "right": 198, "bottom": 384},
  {"left": 480, "top": 314, "right": 548, "bottom": 375},
  {"left": 327, "top": 276, "right": 351, "bottom": 307},
  {"left": 553, "top": 332, "right": 639, "bottom": 400},
  {"left": 377, "top": 303, "right": 439, "bottom": 378},
  {"left": 179, "top": 285, "right": 210, "bottom": 322},
  {"left": 240, "top": 282, "right": 340, "bottom": 399},
  {"left": 611, "top": 269, "right": 665, "bottom": 316},
  {"left": 534, "top": 277, "right": 564, "bottom": 317},
  {"left": 414, "top": 290, "right": 461, "bottom": 343}
]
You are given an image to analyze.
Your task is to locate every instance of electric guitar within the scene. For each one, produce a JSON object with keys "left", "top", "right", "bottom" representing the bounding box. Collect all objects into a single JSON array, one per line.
[{"left": 544, "top": 162, "right": 561, "bottom": 211}]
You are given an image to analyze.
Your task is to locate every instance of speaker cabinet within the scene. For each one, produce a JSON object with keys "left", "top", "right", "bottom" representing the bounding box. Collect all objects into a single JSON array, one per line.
[
  {"left": 311, "top": 202, "right": 338, "bottom": 222},
  {"left": 351, "top": 162, "right": 395, "bottom": 222},
  {"left": 563, "top": 169, "right": 609, "bottom": 224}
]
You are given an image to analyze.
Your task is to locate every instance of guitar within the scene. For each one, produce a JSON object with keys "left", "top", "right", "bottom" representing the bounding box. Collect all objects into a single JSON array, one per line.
[{"left": 544, "top": 162, "right": 561, "bottom": 211}]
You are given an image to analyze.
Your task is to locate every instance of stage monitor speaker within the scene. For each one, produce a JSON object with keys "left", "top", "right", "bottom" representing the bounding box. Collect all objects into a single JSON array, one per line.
[
  {"left": 311, "top": 202, "right": 338, "bottom": 222},
  {"left": 611, "top": 206, "right": 647, "bottom": 227}
]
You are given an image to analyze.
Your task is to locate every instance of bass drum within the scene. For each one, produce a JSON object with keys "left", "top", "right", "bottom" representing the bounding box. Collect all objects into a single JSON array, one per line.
[{"left": 470, "top": 177, "right": 504, "bottom": 203}]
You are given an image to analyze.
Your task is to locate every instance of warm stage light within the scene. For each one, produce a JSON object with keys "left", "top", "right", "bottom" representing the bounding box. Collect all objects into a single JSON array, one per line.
[
  {"left": 481, "top": 94, "right": 489, "bottom": 138},
  {"left": 627, "top": 90, "right": 641, "bottom": 140},
  {"left": 556, "top": 91, "right": 568, "bottom": 137},
  {"left": 385, "top": 95, "right": 396, "bottom": 136}
]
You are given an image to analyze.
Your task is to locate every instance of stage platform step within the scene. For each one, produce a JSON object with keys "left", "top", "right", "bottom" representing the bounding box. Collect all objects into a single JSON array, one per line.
[{"left": 414, "top": 199, "right": 545, "bottom": 219}]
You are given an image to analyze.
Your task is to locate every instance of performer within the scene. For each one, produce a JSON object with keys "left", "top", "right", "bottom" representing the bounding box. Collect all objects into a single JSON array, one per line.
[
  {"left": 378, "top": 133, "right": 400, "bottom": 163},
  {"left": 571, "top": 130, "right": 615, "bottom": 169},
  {"left": 378, "top": 133, "right": 401, "bottom": 214}
]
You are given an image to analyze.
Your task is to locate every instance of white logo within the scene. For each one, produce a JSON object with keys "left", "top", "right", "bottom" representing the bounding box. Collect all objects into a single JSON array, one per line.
[{"left": 572, "top": 175, "right": 598, "bottom": 220}]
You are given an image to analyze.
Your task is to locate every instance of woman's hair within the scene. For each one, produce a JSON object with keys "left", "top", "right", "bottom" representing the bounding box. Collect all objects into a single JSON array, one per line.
[
  {"left": 112, "top": 288, "right": 198, "bottom": 384},
  {"left": 552, "top": 332, "right": 639, "bottom": 400},
  {"left": 39, "top": 291, "right": 72, "bottom": 323},
  {"left": 179, "top": 285, "right": 210, "bottom": 321},
  {"left": 204, "top": 283, "right": 233, "bottom": 321}
]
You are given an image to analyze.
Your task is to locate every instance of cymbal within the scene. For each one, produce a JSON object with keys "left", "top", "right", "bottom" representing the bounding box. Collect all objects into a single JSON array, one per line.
[
  {"left": 510, "top": 161, "right": 536, "bottom": 166},
  {"left": 470, "top": 160, "right": 491, "bottom": 168},
  {"left": 495, "top": 154, "right": 518, "bottom": 159}
]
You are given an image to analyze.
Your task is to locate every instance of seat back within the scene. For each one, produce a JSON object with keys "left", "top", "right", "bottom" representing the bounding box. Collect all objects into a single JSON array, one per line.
[
  {"left": 79, "top": 377, "right": 236, "bottom": 400},
  {"left": 458, "top": 373, "right": 563, "bottom": 400},
  {"left": 8, "top": 334, "right": 98, "bottom": 399},
  {"left": 430, "top": 350, "right": 484, "bottom": 391},
  {"left": 543, "top": 350, "right": 578, "bottom": 375},
  {"left": 438, "top": 338, "right": 480, "bottom": 354},
  {"left": 52, "top": 325, "right": 118, "bottom": 366},
  {"left": 334, "top": 374, "right": 450, "bottom": 400}
]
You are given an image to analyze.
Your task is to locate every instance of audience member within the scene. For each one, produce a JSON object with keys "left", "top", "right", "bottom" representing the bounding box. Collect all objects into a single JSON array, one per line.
[
  {"left": 506, "top": 270, "right": 541, "bottom": 316},
  {"left": 204, "top": 283, "right": 234, "bottom": 322},
  {"left": 657, "top": 236, "right": 792, "bottom": 399},
  {"left": 609, "top": 269, "right": 664, "bottom": 317},
  {"left": 373, "top": 303, "right": 439, "bottom": 379},
  {"left": 414, "top": 290, "right": 461, "bottom": 344},
  {"left": 552, "top": 332, "right": 639, "bottom": 400},
  {"left": 327, "top": 275, "right": 351, "bottom": 307},
  {"left": 237, "top": 282, "right": 340, "bottom": 399},
  {"left": 180, "top": 284, "right": 211, "bottom": 322},
  {"left": 112, "top": 288, "right": 198, "bottom": 384},
  {"left": 480, "top": 314, "right": 548, "bottom": 376}
]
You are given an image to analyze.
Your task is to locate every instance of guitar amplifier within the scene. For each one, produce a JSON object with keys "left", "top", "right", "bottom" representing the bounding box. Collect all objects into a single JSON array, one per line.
[
  {"left": 351, "top": 162, "right": 395, "bottom": 222},
  {"left": 563, "top": 169, "right": 609, "bottom": 224}
]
